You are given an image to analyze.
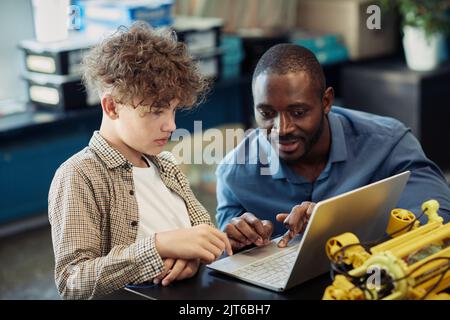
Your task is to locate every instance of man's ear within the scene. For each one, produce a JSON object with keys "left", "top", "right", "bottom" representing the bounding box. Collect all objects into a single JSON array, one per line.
[
  {"left": 101, "top": 95, "right": 119, "bottom": 120},
  {"left": 322, "top": 87, "right": 334, "bottom": 115}
]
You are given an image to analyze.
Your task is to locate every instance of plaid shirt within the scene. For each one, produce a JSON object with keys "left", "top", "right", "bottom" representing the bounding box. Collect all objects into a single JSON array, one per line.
[{"left": 48, "top": 131, "right": 213, "bottom": 300}]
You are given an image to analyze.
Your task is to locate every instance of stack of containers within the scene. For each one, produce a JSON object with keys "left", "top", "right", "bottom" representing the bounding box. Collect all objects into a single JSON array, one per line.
[
  {"left": 75, "top": 1, "right": 224, "bottom": 79},
  {"left": 173, "top": 16, "right": 224, "bottom": 80},
  {"left": 19, "top": 34, "right": 100, "bottom": 111},
  {"left": 74, "top": 0, "right": 174, "bottom": 36},
  {"left": 20, "top": 0, "right": 176, "bottom": 111},
  {"left": 21, "top": 1, "right": 227, "bottom": 111}
]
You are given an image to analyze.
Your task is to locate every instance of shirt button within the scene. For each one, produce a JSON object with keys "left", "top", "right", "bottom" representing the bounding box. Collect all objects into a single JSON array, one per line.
[
  {"left": 131, "top": 221, "right": 138, "bottom": 227},
  {"left": 129, "top": 190, "right": 134, "bottom": 196}
]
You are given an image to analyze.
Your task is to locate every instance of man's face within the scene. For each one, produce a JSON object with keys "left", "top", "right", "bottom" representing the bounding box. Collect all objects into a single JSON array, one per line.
[
  {"left": 253, "top": 72, "right": 331, "bottom": 163},
  {"left": 114, "top": 99, "right": 178, "bottom": 156}
]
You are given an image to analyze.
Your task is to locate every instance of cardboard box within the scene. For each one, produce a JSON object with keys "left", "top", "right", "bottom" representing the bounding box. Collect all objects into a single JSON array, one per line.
[{"left": 297, "top": 0, "right": 398, "bottom": 60}]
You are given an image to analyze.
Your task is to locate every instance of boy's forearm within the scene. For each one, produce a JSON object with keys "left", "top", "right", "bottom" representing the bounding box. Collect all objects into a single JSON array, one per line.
[{"left": 54, "top": 235, "right": 164, "bottom": 300}]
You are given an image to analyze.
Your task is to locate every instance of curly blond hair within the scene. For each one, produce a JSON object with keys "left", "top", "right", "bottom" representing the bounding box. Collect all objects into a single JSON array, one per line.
[{"left": 82, "top": 22, "right": 208, "bottom": 111}]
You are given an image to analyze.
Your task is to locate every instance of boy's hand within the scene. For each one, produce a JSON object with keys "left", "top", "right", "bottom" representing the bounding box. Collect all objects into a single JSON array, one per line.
[
  {"left": 153, "top": 258, "right": 176, "bottom": 284},
  {"left": 224, "top": 212, "right": 273, "bottom": 250},
  {"left": 153, "top": 258, "right": 200, "bottom": 286},
  {"left": 276, "top": 202, "right": 315, "bottom": 248},
  {"left": 155, "top": 224, "right": 232, "bottom": 264}
]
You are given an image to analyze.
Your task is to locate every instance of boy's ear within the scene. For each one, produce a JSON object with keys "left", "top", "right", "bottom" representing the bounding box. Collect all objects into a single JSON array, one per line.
[{"left": 101, "top": 95, "right": 119, "bottom": 119}]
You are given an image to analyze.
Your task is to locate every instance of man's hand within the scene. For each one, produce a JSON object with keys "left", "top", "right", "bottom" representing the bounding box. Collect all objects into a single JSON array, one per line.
[
  {"left": 276, "top": 202, "right": 315, "bottom": 248},
  {"left": 224, "top": 212, "right": 273, "bottom": 250},
  {"left": 153, "top": 258, "right": 200, "bottom": 286}
]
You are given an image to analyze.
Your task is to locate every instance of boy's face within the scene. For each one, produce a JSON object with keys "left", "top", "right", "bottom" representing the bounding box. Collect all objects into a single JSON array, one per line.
[{"left": 113, "top": 99, "right": 178, "bottom": 156}]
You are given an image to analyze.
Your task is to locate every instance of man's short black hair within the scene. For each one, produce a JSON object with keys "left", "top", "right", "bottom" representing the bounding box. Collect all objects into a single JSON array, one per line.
[{"left": 252, "top": 43, "right": 326, "bottom": 97}]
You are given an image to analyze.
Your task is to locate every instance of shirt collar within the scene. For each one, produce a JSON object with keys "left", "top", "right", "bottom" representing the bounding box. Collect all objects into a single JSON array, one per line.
[
  {"left": 261, "top": 108, "right": 348, "bottom": 181},
  {"left": 327, "top": 109, "right": 347, "bottom": 164},
  {"left": 89, "top": 131, "right": 129, "bottom": 169},
  {"left": 89, "top": 131, "right": 165, "bottom": 173}
]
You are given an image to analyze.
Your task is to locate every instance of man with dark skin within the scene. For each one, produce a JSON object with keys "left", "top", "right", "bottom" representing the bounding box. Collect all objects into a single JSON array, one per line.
[
  {"left": 225, "top": 62, "right": 332, "bottom": 249},
  {"left": 216, "top": 44, "right": 450, "bottom": 251}
]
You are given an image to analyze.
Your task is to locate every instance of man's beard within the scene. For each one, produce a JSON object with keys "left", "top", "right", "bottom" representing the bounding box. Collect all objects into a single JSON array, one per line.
[{"left": 269, "top": 112, "right": 325, "bottom": 164}]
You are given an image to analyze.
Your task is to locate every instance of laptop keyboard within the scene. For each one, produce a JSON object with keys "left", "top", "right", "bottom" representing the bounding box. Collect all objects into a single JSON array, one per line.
[{"left": 231, "top": 245, "right": 298, "bottom": 288}]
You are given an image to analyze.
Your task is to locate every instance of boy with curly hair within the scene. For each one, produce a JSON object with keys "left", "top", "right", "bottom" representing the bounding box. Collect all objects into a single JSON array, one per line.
[{"left": 48, "top": 22, "right": 232, "bottom": 300}]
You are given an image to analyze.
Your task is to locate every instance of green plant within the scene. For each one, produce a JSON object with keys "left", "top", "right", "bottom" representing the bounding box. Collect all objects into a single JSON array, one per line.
[{"left": 380, "top": 0, "right": 450, "bottom": 37}]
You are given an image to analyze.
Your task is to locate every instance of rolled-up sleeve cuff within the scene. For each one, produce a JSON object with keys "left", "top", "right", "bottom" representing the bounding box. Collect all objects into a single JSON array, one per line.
[{"left": 134, "top": 234, "right": 165, "bottom": 283}]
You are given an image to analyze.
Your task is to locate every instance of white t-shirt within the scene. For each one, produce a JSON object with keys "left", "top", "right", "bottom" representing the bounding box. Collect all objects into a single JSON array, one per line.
[{"left": 133, "top": 158, "right": 191, "bottom": 239}]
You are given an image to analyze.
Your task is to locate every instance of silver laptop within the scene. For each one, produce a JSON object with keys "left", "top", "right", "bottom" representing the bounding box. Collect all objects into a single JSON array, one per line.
[{"left": 208, "top": 171, "right": 411, "bottom": 292}]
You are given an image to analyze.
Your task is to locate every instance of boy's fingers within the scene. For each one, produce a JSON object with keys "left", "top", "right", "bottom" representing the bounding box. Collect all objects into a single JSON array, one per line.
[
  {"left": 222, "top": 234, "right": 233, "bottom": 256},
  {"left": 162, "top": 259, "right": 187, "bottom": 286},
  {"left": 207, "top": 231, "right": 228, "bottom": 253},
  {"left": 198, "top": 249, "right": 216, "bottom": 264},
  {"left": 176, "top": 267, "right": 192, "bottom": 281},
  {"left": 212, "top": 228, "right": 233, "bottom": 256},
  {"left": 177, "top": 260, "right": 199, "bottom": 281},
  {"left": 154, "top": 258, "right": 175, "bottom": 283}
]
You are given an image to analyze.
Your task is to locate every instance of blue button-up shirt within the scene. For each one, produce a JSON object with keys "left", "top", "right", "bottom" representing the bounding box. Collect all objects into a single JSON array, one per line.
[{"left": 216, "top": 107, "right": 450, "bottom": 235}]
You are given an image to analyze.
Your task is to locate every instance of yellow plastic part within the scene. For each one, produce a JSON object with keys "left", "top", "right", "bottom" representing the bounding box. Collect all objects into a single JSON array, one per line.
[
  {"left": 371, "top": 221, "right": 442, "bottom": 254},
  {"left": 425, "top": 292, "right": 450, "bottom": 300},
  {"left": 325, "top": 232, "right": 359, "bottom": 261},
  {"left": 422, "top": 199, "right": 443, "bottom": 224},
  {"left": 388, "top": 224, "right": 450, "bottom": 258},
  {"left": 322, "top": 275, "right": 364, "bottom": 300},
  {"left": 325, "top": 232, "right": 370, "bottom": 268},
  {"left": 386, "top": 208, "right": 417, "bottom": 237},
  {"left": 349, "top": 252, "right": 410, "bottom": 300},
  {"left": 322, "top": 199, "right": 450, "bottom": 300}
]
